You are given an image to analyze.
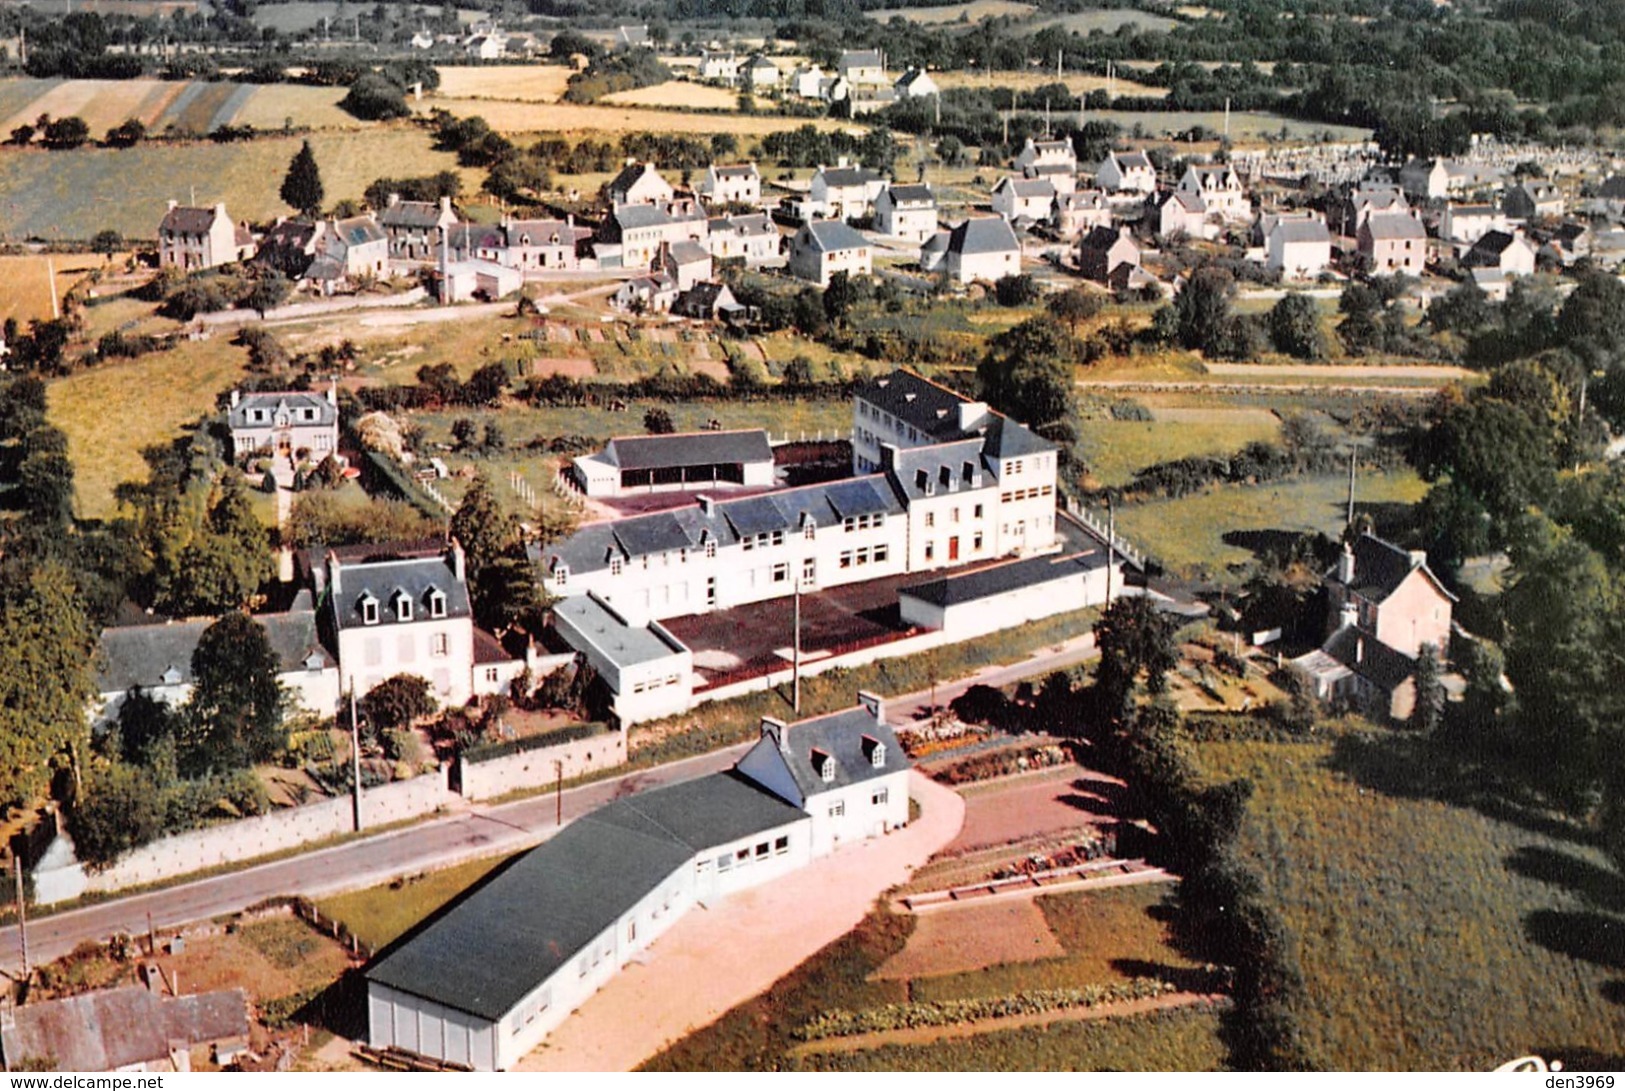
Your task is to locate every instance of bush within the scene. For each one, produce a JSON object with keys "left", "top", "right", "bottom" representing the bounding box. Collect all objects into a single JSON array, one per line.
[{"left": 795, "top": 979, "right": 1175, "bottom": 1041}]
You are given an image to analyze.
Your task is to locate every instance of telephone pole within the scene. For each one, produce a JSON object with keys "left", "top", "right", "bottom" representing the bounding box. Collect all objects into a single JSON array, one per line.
[
  {"left": 1346, "top": 450, "right": 1357, "bottom": 529},
  {"left": 1105, "top": 493, "right": 1116, "bottom": 604},
  {"left": 791, "top": 582, "right": 802, "bottom": 713},
  {"left": 349, "top": 686, "right": 363, "bottom": 832},
  {"left": 13, "top": 861, "right": 29, "bottom": 980}
]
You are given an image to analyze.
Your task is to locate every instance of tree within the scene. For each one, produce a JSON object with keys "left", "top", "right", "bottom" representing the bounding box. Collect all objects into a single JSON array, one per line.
[
  {"left": 1176, "top": 266, "right": 1234, "bottom": 354},
  {"left": 1046, "top": 286, "right": 1103, "bottom": 335},
  {"left": 41, "top": 116, "right": 89, "bottom": 150},
  {"left": 450, "top": 472, "right": 518, "bottom": 588},
  {"left": 102, "top": 118, "right": 145, "bottom": 148},
  {"left": 340, "top": 73, "right": 411, "bottom": 120},
  {"left": 114, "top": 688, "right": 178, "bottom": 764},
  {"left": 358, "top": 674, "right": 437, "bottom": 735},
  {"left": 451, "top": 417, "right": 479, "bottom": 449},
  {"left": 481, "top": 420, "right": 507, "bottom": 455},
  {"left": 242, "top": 270, "right": 290, "bottom": 318},
  {"left": 1093, "top": 595, "right": 1181, "bottom": 719},
  {"left": 0, "top": 561, "right": 97, "bottom": 811},
  {"left": 280, "top": 139, "right": 325, "bottom": 218},
  {"left": 823, "top": 271, "right": 860, "bottom": 326},
  {"left": 994, "top": 272, "right": 1040, "bottom": 307},
  {"left": 1268, "top": 293, "right": 1327, "bottom": 360},
  {"left": 644, "top": 407, "right": 675, "bottom": 434},
  {"left": 90, "top": 228, "right": 122, "bottom": 258},
  {"left": 66, "top": 758, "right": 166, "bottom": 869},
  {"left": 185, "top": 612, "right": 286, "bottom": 774},
  {"left": 1408, "top": 643, "right": 1446, "bottom": 733}
]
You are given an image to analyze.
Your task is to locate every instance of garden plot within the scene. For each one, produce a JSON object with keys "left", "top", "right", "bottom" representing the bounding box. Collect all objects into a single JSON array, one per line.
[
  {"left": 950, "top": 766, "right": 1114, "bottom": 853},
  {"left": 873, "top": 899, "right": 1066, "bottom": 981}
]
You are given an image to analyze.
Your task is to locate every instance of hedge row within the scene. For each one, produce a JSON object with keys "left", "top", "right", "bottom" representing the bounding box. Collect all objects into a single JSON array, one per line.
[
  {"left": 461, "top": 722, "right": 604, "bottom": 765},
  {"left": 793, "top": 978, "right": 1175, "bottom": 1042},
  {"left": 928, "top": 742, "right": 1078, "bottom": 786}
]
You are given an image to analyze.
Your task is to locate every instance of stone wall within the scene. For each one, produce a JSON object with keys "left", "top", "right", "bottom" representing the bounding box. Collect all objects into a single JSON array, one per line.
[{"left": 457, "top": 731, "right": 628, "bottom": 803}]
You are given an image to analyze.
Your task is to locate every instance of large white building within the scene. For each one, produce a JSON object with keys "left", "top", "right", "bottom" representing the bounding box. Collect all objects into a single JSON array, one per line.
[
  {"left": 537, "top": 370, "right": 1059, "bottom": 624},
  {"left": 228, "top": 386, "right": 339, "bottom": 461},
  {"left": 365, "top": 694, "right": 909, "bottom": 1069},
  {"left": 569, "top": 429, "right": 776, "bottom": 498},
  {"left": 552, "top": 593, "right": 693, "bottom": 724}
]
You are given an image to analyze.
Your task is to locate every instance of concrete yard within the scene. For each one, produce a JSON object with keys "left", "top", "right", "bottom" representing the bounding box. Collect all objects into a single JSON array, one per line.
[{"left": 516, "top": 771, "right": 966, "bottom": 1072}]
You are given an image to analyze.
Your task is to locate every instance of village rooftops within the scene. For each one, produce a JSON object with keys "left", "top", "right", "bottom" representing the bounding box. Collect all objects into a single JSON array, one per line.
[
  {"left": 552, "top": 594, "right": 688, "bottom": 670},
  {"left": 947, "top": 216, "right": 1019, "bottom": 255},
  {"left": 364, "top": 770, "right": 807, "bottom": 1021},
  {"left": 1113, "top": 151, "right": 1153, "bottom": 170},
  {"left": 323, "top": 550, "right": 473, "bottom": 631},
  {"left": 799, "top": 220, "right": 869, "bottom": 252},
  {"left": 95, "top": 594, "right": 330, "bottom": 694},
  {"left": 710, "top": 163, "right": 759, "bottom": 179},
  {"left": 601, "top": 429, "right": 772, "bottom": 472},
  {"left": 901, "top": 550, "right": 1113, "bottom": 608},
  {"left": 996, "top": 177, "right": 1056, "bottom": 199}
]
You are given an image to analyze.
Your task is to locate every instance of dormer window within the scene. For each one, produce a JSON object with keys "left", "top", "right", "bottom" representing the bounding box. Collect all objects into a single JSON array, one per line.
[
  {"left": 427, "top": 587, "right": 448, "bottom": 617},
  {"left": 863, "top": 735, "right": 886, "bottom": 768},
  {"left": 394, "top": 589, "right": 413, "bottom": 622},
  {"left": 161, "top": 665, "right": 183, "bottom": 686},
  {"left": 813, "top": 749, "right": 836, "bottom": 783},
  {"left": 359, "top": 593, "right": 380, "bottom": 625}
]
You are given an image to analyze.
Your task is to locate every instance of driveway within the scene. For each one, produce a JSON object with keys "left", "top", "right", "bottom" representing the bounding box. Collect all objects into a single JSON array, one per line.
[{"left": 517, "top": 770, "right": 966, "bottom": 1072}]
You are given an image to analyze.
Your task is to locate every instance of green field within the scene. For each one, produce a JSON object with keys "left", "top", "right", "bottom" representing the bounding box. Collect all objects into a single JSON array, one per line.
[
  {"left": 1195, "top": 729, "right": 1625, "bottom": 1070},
  {"left": 1081, "top": 416, "right": 1282, "bottom": 489},
  {"left": 0, "top": 129, "right": 464, "bottom": 240},
  {"left": 1096, "top": 109, "right": 1370, "bottom": 143},
  {"left": 47, "top": 339, "right": 249, "bottom": 520},
  {"left": 1112, "top": 469, "right": 1428, "bottom": 581},
  {"left": 316, "top": 854, "right": 515, "bottom": 951},
  {"left": 1029, "top": 9, "right": 1179, "bottom": 33}
]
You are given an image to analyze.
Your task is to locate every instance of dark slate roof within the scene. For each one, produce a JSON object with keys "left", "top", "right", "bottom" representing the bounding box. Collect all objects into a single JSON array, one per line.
[
  {"left": 839, "top": 49, "right": 883, "bottom": 68},
  {"left": 884, "top": 183, "right": 934, "bottom": 205},
  {"left": 609, "top": 161, "right": 664, "bottom": 196},
  {"left": 947, "top": 216, "right": 1018, "bottom": 256},
  {"left": 1465, "top": 229, "right": 1523, "bottom": 264},
  {"left": 160, "top": 204, "right": 220, "bottom": 234},
  {"left": 379, "top": 199, "right": 450, "bottom": 229},
  {"left": 667, "top": 240, "right": 711, "bottom": 266},
  {"left": 779, "top": 707, "right": 903, "bottom": 797},
  {"left": 855, "top": 369, "right": 975, "bottom": 439},
  {"left": 365, "top": 771, "right": 806, "bottom": 1021},
  {"left": 887, "top": 438, "right": 989, "bottom": 502},
  {"left": 997, "top": 177, "right": 1054, "bottom": 199},
  {"left": 1271, "top": 218, "right": 1330, "bottom": 244},
  {"left": 711, "top": 163, "right": 758, "bottom": 179},
  {"left": 330, "top": 554, "right": 473, "bottom": 631},
  {"left": 727, "top": 212, "right": 774, "bottom": 236},
  {"left": 539, "top": 476, "right": 900, "bottom": 574},
  {"left": 96, "top": 605, "right": 329, "bottom": 695},
  {"left": 981, "top": 413, "right": 1054, "bottom": 459},
  {"left": 505, "top": 219, "right": 588, "bottom": 246},
  {"left": 1333, "top": 534, "right": 1456, "bottom": 603},
  {"left": 1364, "top": 212, "right": 1426, "bottom": 240},
  {"left": 228, "top": 390, "right": 336, "bottom": 430},
  {"left": 817, "top": 166, "right": 881, "bottom": 189},
  {"left": 1113, "top": 152, "right": 1152, "bottom": 170},
  {"left": 901, "top": 551, "right": 1108, "bottom": 608},
  {"left": 604, "top": 430, "right": 771, "bottom": 472},
  {"left": 330, "top": 215, "right": 385, "bottom": 246},
  {"left": 448, "top": 222, "right": 505, "bottom": 252},
  {"left": 1080, "top": 224, "right": 1131, "bottom": 252},
  {"left": 1323, "top": 625, "right": 1416, "bottom": 693},
  {"left": 674, "top": 282, "right": 739, "bottom": 317},
  {"left": 800, "top": 220, "right": 868, "bottom": 253}
]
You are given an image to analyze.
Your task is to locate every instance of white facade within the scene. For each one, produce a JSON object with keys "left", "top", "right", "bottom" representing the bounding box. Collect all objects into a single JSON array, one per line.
[
  {"left": 553, "top": 594, "right": 693, "bottom": 725},
  {"left": 898, "top": 551, "right": 1117, "bottom": 639},
  {"left": 1098, "top": 151, "right": 1156, "bottom": 196},
  {"left": 787, "top": 221, "right": 872, "bottom": 286},
  {"left": 874, "top": 184, "right": 937, "bottom": 242},
  {"left": 990, "top": 177, "right": 1055, "bottom": 222},
  {"left": 229, "top": 386, "right": 338, "bottom": 460},
  {"left": 698, "top": 163, "right": 761, "bottom": 206},
  {"left": 1265, "top": 216, "right": 1332, "bottom": 280},
  {"left": 1178, "top": 165, "right": 1249, "bottom": 222}
]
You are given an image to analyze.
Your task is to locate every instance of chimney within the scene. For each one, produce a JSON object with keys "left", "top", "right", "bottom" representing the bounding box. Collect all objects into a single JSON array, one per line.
[
  {"left": 167, "top": 199, "right": 178, "bottom": 211},
  {"left": 449, "top": 539, "right": 467, "bottom": 582},
  {"left": 214, "top": 202, "right": 227, "bottom": 220},
  {"left": 327, "top": 551, "right": 342, "bottom": 596},
  {"left": 388, "top": 192, "right": 402, "bottom": 207},
  {"left": 327, "top": 376, "right": 338, "bottom": 405},
  {"left": 1336, "top": 542, "right": 1355, "bottom": 585},
  {"left": 760, "top": 716, "right": 788, "bottom": 751},
  {"left": 857, "top": 690, "right": 884, "bottom": 724},
  {"left": 230, "top": 389, "right": 240, "bottom": 407},
  {"left": 1355, "top": 635, "right": 1365, "bottom": 664},
  {"left": 1409, "top": 550, "right": 1428, "bottom": 568},
  {"left": 1339, "top": 599, "right": 1358, "bottom": 630},
  {"left": 438, "top": 195, "right": 451, "bottom": 216},
  {"left": 957, "top": 400, "right": 988, "bottom": 431}
]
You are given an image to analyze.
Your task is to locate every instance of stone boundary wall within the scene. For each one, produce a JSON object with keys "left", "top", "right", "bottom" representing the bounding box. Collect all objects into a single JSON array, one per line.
[{"left": 457, "top": 730, "right": 628, "bottom": 803}]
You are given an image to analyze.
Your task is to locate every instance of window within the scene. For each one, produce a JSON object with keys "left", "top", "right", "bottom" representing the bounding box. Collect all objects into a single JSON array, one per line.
[
  {"left": 973, "top": 532, "right": 984, "bottom": 551},
  {"left": 819, "top": 755, "right": 836, "bottom": 783},
  {"left": 924, "top": 542, "right": 935, "bottom": 561},
  {"left": 804, "top": 523, "right": 815, "bottom": 540},
  {"left": 611, "top": 557, "right": 623, "bottom": 576},
  {"left": 485, "top": 667, "right": 499, "bottom": 683},
  {"left": 828, "top": 800, "right": 845, "bottom": 818},
  {"left": 394, "top": 592, "right": 412, "bottom": 623},
  {"left": 869, "top": 743, "right": 886, "bottom": 768},
  {"left": 840, "top": 551, "right": 853, "bottom": 569},
  {"left": 872, "top": 788, "right": 889, "bottom": 806},
  {"left": 717, "top": 853, "right": 732, "bottom": 871},
  {"left": 874, "top": 544, "right": 888, "bottom": 563},
  {"left": 755, "top": 841, "right": 769, "bottom": 859},
  {"left": 952, "top": 507, "right": 961, "bottom": 523},
  {"left": 772, "top": 563, "right": 789, "bottom": 583},
  {"left": 774, "top": 836, "right": 790, "bottom": 855},
  {"left": 772, "top": 531, "right": 785, "bottom": 547},
  {"left": 802, "top": 558, "right": 816, "bottom": 582},
  {"left": 924, "top": 511, "right": 935, "bottom": 528},
  {"left": 627, "top": 919, "right": 637, "bottom": 942},
  {"left": 431, "top": 633, "right": 449, "bottom": 657},
  {"left": 742, "top": 536, "right": 754, "bottom": 552},
  {"left": 359, "top": 594, "right": 379, "bottom": 626},
  {"left": 705, "top": 540, "right": 717, "bottom": 559},
  {"left": 736, "top": 847, "right": 750, "bottom": 864}
]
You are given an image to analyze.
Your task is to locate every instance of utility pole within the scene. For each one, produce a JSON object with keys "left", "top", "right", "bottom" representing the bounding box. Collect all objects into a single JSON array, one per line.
[
  {"left": 13, "top": 860, "right": 28, "bottom": 980},
  {"left": 1346, "top": 450, "right": 1357, "bottom": 529},
  {"left": 791, "top": 582, "right": 802, "bottom": 713},
  {"left": 349, "top": 686, "right": 363, "bottom": 832},
  {"left": 554, "top": 760, "right": 563, "bottom": 825},
  {"left": 1105, "top": 493, "right": 1116, "bottom": 604}
]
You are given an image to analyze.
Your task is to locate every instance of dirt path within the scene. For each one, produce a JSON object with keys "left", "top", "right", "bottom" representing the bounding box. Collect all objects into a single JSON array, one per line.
[
  {"left": 788, "top": 991, "right": 1225, "bottom": 1057},
  {"left": 516, "top": 771, "right": 967, "bottom": 1072}
]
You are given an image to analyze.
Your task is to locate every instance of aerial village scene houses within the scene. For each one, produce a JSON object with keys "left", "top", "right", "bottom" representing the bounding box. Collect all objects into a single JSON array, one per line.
[{"left": 5, "top": 0, "right": 1625, "bottom": 1076}]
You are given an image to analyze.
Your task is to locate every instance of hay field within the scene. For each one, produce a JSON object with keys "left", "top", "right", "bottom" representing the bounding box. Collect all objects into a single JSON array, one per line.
[
  {"left": 867, "top": 0, "right": 1035, "bottom": 23},
  {"left": 250, "top": 1, "right": 479, "bottom": 32},
  {"left": 1029, "top": 9, "right": 1179, "bottom": 33},
  {"left": 230, "top": 83, "right": 362, "bottom": 130},
  {"left": 0, "top": 76, "right": 363, "bottom": 140},
  {"left": 0, "top": 253, "right": 108, "bottom": 324},
  {"left": 0, "top": 129, "right": 465, "bottom": 240},
  {"left": 416, "top": 94, "right": 843, "bottom": 137},
  {"left": 48, "top": 338, "right": 249, "bottom": 520},
  {"left": 933, "top": 69, "right": 1167, "bottom": 98},
  {"left": 435, "top": 65, "right": 575, "bottom": 103},
  {"left": 600, "top": 80, "right": 740, "bottom": 109}
]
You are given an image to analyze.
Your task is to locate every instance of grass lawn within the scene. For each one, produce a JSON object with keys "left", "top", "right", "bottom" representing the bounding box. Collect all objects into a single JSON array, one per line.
[
  {"left": 909, "top": 884, "right": 1204, "bottom": 1003},
  {"left": 1080, "top": 417, "right": 1281, "bottom": 489},
  {"left": 315, "top": 853, "right": 516, "bottom": 952},
  {"left": 0, "top": 129, "right": 464, "bottom": 240},
  {"left": 48, "top": 338, "right": 249, "bottom": 520},
  {"left": 1112, "top": 469, "right": 1428, "bottom": 582},
  {"left": 1193, "top": 729, "right": 1625, "bottom": 1070}
]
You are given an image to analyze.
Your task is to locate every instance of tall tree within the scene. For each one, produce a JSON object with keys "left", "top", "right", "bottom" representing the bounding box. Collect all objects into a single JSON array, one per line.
[
  {"left": 280, "top": 139, "right": 325, "bottom": 218},
  {"left": 184, "top": 612, "right": 286, "bottom": 775},
  {"left": 1408, "top": 643, "right": 1446, "bottom": 733},
  {"left": 1093, "top": 595, "right": 1181, "bottom": 719},
  {"left": 0, "top": 561, "right": 97, "bottom": 809}
]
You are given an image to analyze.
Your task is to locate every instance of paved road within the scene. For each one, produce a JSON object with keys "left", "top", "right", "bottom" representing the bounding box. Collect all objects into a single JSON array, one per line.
[{"left": 0, "top": 633, "right": 1104, "bottom": 976}]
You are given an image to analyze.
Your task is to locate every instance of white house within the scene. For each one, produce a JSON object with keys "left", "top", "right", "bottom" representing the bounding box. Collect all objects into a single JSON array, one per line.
[
  {"left": 1177, "top": 164, "right": 1248, "bottom": 222},
  {"left": 874, "top": 182, "right": 937, "bottom": 242},
  {"left": 1097, "top": 151, "right": 1156, "bottom": 196},
  {"left": 158, "top": 201, "right": 254, "bottom": 271},
  {"left": 894, "top": 67, "right": 938, "bottom": 98},
  {"left": 705, "top": 213, "right": 779, "bottom": 264},
  {"left": 698, "top": 163, "right": 761, "bottom": 206},
  {"left": 1359, "top": 211, "right": 1427, "bottom": 275},
  {"left": 569, "top": 429, "right": 776, "bottom": 497},
  {"left": 1464, "top": 229, "right": 1537, "bottom": 278},
  {"left": 700, "top": 50, "right": 741, "bottom": 85},
  {"left": 1440, "top": 203, "right": 1508, "bottom": 245},
  {"left": 898, "top": 550, "right": 1117, "bottom": 639},
  {"left": 308, "top": 214, "right": 389, "bottom": 286},
  {"left": 787, "top": 219, "right": 871, "bottom": 286},
  {"left": 365, "top": 694, "right": 909, "bottom": 1069},
  {"left": 378, "top": 194, "right": 460, "bottom": 262},
  {"left": 1266, "top": 215, "right": 1332, "bottom": 280},
  {"left": 464, "top": 32, "right": 505, "bottom": 59},
  {"left": 598, "top": 198, "right": 709, "bottom": 270},
  {"left": 1053, "top": 190, "right": 1112, "bottom": 237},
  {"left": 1014, "top": 137, "right": 1076, "bottom": 174},
  {"left": 837, "top": 49, "right": 886, "bottom": 86},
  {"left": 1151, "top": 189, "right": 1215, "bottom": 241},
  {"left": 807, "top": 161, "right": 886, "bottom": 221},
  {"left": 228, "top": 385, "right": 339, "bottom": 461},
  {"left": 990, "top": 177, "right": 1055, "bottom": 223},
  {"left": 789, "top": 64, "right": 825, "bottom": 98},
  {"left": 607, "top": 161, "right": 676, "bottom": 207},
  {"left": 552, "top": 594, "right": 692, "bottom": 725},
  {"left": 1503, "top": 181, "right": 1564, "bottom": 222},
  {"left": 745, "top": 55, "right": 780, "bottom": 89},
  {"left": 942, "top": 216, "right": 1020, "bottom": 286}
]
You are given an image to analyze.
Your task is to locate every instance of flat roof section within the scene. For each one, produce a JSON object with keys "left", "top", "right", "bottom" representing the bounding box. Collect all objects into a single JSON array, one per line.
[
  {"left": 900, "top": 551, "right": 1110, "bottom": 609},
  {"left": 554, "top": 594, "right": 688, "bottom": 669}
]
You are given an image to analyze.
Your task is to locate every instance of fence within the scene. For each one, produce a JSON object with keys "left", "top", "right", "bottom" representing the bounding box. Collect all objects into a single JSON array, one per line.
[{"left": 1061, "top": 498, "right": 1150, "bottom": 572}]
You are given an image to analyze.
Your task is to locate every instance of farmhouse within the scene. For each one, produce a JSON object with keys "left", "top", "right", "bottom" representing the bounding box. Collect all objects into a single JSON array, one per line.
[
  {"left": 874, "top": 182, "right": 938, "bottom": 242},
  {"left": 228, "top": 385, "right": 338, "bottom": 460},
  {"left": 1177, "top": 164, "right": 1248, "bottom": 222},
  {"left": 158, "top": 201, "right": 253, "bottom": 271},
  {"left": 1014, "top": 136, "right": 1077, "bottom": 174},
  {"left": 899, "top": 550, "right": 1118, "bottom": 639},
  {"left": 1463, "top": 229, "right": 1537, "bottom": 277},
  {"left": 1339, "top": 183, "right": 1409, "bottom": 234},
  {"left": 746, "top": 55, "right": 780, "bottom": 89},
  {"left": 253, "top": 219, "right": 319, "bottom": 280},
  {"left": 365, "top": 694, "right": 910, "bottom": 1070},
  {"left": 1054, "top": 190, "right": 1112, "bottom": 236},
  {"left": 788, "top": 63, "right": 825, "bottom": 98},
  {"left": 378, "top": 195, "right": 460, "bottom": 262},
  {"left": 1097, "top": 151, "right": 1156, "bottom": 196},
  {"left": 990, "top": 177, "right": 1056, "bottom": 224},
  {"left": 700, "top": 50, "right": 741, "bottom": 85},
  {"left": 787, "top": 220, "right": 871, "bottom": 286},
  {"left": 1358, "top": 212, "right": 1427, "bottom": 275},
  {"left": 942, "top": 216, "right": 1021, "bottom": 286},
  {"left": 1151, "top": 189, "right": 1215, "bottom": 241},
  {"left": 660, "top": 240, "right": 713, "bottom": 290},
  {"left": 307, "top": 214, "right": 389, "bottom": 288},
  {"left": 448, "top": 218, "right": 592, "bottom": 272},
  {"left": 837, "top": 49, "right": 887, "bottom": 86},
  {"left": 569, "top": 429, "right": 775, "bottom": 498},
  {"left": 607, "top": 161, "right": 676, "bottom": 207},
  {"left": 599, "top": 199, "right": 709, "bottom": 270},
  {"left": 894, "top": 67, "right": 938, "bottom": 97},
  {"left": 1440, "top": 203, "right": 1508, "bottom": 245},
  {"left": 697, "top": 162, "right": 761, "bottom": 206},
  {"left": 1265, "top": 215, "right": 1332, "bottom": 280},
  {"left": 704, "top": 213, "right": 779, "bottom": 264},
  {"left": 1502, "top": 181, "right": 1564, "bottom": 221},
  {"left": 807, "top": 161, "right": 886, "bottom": 221},
  {"left": 1077, "top": 225, "right": 1141, "bottom": 284},
  {"left": 611, "top": 272, "right": 679, "bottom": 314}
]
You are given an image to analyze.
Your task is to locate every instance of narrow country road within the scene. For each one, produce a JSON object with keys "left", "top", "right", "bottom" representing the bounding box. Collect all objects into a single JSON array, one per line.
[{"left": 0, "top": 630, "right": 1104, "bottom": 977}]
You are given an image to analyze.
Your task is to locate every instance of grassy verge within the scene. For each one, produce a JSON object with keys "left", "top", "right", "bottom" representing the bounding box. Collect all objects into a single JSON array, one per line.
[
  {"left": 1190, "top": 726, "right": 1625, "bottom": 1070},
  {"left": 314, "top": 853, "right": 516, "bottom": 951}
]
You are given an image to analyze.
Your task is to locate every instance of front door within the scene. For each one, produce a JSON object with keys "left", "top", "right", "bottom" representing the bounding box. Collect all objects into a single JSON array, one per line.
[{"left": 948, "top": 536, "right": 960, "bottom": 562}]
